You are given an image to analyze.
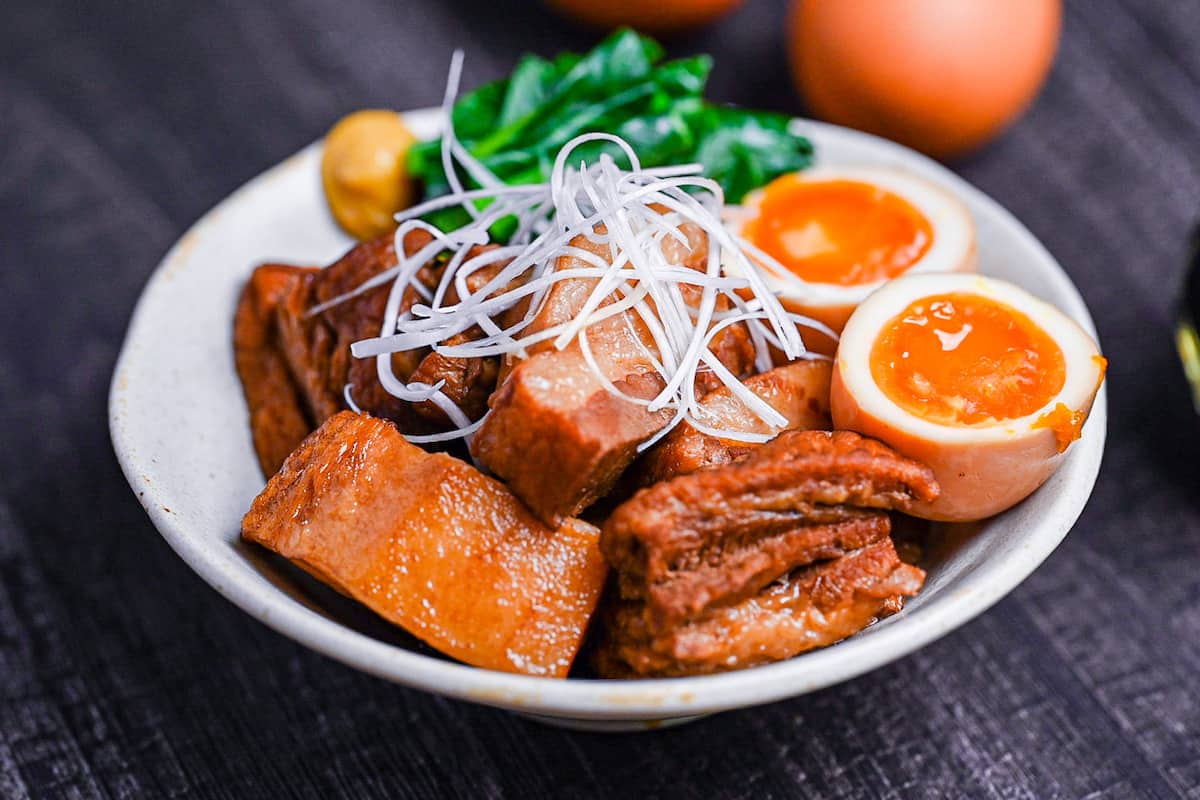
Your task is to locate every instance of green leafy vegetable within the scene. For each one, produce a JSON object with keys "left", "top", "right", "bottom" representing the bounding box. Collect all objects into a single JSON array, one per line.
[{"left": 408, "top": 29, "right": 814, "bottom": 233}]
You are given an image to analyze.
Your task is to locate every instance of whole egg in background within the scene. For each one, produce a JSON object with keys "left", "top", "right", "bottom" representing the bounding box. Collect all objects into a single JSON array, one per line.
[
  {"left": 543, "top": 0, "right": 745, "bottom": 33},
  {"left": 788, "top": 0, "right": 1062, "bottom": 160}
]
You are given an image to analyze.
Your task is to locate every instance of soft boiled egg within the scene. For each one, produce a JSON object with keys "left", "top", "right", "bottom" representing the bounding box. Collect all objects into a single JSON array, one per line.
[
  {"left": 728, "top": 166, "right": 976, "bottom": 354},
  {"left": 830, "top": 273, "right": 1106, "bottom": 522}
]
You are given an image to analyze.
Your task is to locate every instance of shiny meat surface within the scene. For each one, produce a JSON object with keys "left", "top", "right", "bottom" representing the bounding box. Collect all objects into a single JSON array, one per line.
[
  {"left": 410, "top": 258, "right": 520, "bottom": 425},
  {"left": 235, "top": 231, "right": 514, "bottom": 468},
  {"left": 593, "top": 538, "right": 925, "bottom": 677},
  {"left": 602, "top": 430, "right": 939, "bottom": 629},
  {"left": 615, "top": 510, "right": 891, "bottom": 629},
  {"left": 497, "top": 231, "right": 667, "bottom": 382},
  {"left": 471, "top": 233, "right": 675, "bottom": 526},
  {"left": 409, "top": 330, "right": 501, "bottom": 423},
  {"left": 473, "top": 227, "right": 755, "bottom": 526},
  {"left": 242, "top": 411, "right": 609, "bottom": 678},
  {"left": 233, "top": 263, "right": 319, "bottom": 475},
  {"left": 631, "top": 359, "right": 834, "bottom": 487},
  {"left": 472, "top": 349, "right": 673, "bottom": 527},
  {"left": 272, "top": 232, "right": 439, "bottom": 430}
]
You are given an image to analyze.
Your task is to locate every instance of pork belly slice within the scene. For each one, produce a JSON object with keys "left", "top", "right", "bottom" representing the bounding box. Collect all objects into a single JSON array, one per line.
[
  {"left": 409, "top": 259, "right": 521, "bottom": 426},
  {"left": 494, "top": 224, "right": 754, "bottom": 390},
  {"left": 613, "top": 508, "right": 892, "bottom": 630},
  {"left": 408, "top": 330, "right": 501, "bottom": 423},
  {"left": 473, "top": 228, "right": 755, "bottom": 527},
  {"left": 267, "top": 230, "right": 509, "bottom": 435},
  {"left": 602, "top": 430, "right": 939, "bottom": 630},
  {"left": 631, "top": 359, "right": 834, "bottom": 487},
  {"left": 472, "top": 350, "right": 673, "bottom": 528},
  {"left": 242, "top": 411, "right": 609, "bottom": 678},
  {"left": 233, "top": 264, "right": 319, "bottom": 475},
  {"left": 592, "top": 537, "right": 925, "bottom": 678},
  {"left": 272, "top": 232, "right": 440, "bottom": 430}
]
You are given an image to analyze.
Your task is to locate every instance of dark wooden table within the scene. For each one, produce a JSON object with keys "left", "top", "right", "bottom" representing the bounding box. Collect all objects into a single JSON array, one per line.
[{"left": 3, "top": 0, "right": 1199, "bottom": 797}]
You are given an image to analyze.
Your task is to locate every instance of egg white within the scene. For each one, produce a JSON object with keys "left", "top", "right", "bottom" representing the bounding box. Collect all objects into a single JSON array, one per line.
[
  {"left": 726, "top": 166, "right": 977, "bottom": 311},
  {"left": 831, "top": 272, "right": 1106, "bottom": 521}
]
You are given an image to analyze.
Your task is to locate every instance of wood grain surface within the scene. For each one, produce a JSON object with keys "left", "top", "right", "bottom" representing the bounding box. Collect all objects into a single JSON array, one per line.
[{"left": 2, "top": 0, "right": 1199, "bottom": 797}]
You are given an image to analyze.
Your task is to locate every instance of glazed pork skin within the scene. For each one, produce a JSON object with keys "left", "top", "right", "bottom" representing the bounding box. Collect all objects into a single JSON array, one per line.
[
  {"left": 269, "top": 231, "right": 509, "bottom": 434},
  {"left": 593, "top": 537, "right": 925, "bottom": 678},
  {"left": 632, "top": 359, "right": 834, "bottom": 487},
  {"left": 242, "top": 411, "right": 609, "bottom": 678},
  {"left": 602, "top": 430, "right": 939, "bottom": 630},
  {"left": 409, "top": 259, "right": 521, "bottom": 425},
  {"left": 233, "top": 263, "right": 320, "bottom": 476},
  {"left": 272, "top": 232, "right": 439, "bottom": 430},
  {"left": 472, "top": 228, "right": 754, "bottom": 527},
  {"left": 471, "top": 233, "right": 672, "bottom": 527},
  {"left": 473, "top": 352, "right": 673, "bottom": 528}
]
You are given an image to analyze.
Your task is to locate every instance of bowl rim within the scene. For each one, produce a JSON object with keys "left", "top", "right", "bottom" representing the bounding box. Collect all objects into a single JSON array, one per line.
[{"left": 109, "top": 109, "right": 1107, "bottom": 720}]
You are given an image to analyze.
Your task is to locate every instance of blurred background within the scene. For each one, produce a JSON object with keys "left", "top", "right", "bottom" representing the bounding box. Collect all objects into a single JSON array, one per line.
[{"left": 3, "top": 1, "right": 1200, "bottom": 797}]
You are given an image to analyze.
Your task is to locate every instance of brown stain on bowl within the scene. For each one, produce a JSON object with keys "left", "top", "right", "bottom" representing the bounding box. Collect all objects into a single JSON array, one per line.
[
  {"left": 161, "top": 230, "right": 199, "bottom": 282},
  {"left": 465, "top": 687, "right": 543, "bottom": 709},
  {"left": 464, "top": 684, "right": 697, "bottom": 711}
]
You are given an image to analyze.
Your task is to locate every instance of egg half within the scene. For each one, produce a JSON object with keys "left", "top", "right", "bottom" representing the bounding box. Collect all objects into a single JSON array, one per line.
[
  {"left": 728, "top": 166, "right": 976, "bottom": 353},
  {"left": 831, "top": 273, "right": 1106, "bottom": 522}
]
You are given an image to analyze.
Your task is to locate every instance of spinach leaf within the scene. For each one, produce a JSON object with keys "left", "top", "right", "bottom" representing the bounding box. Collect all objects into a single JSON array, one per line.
[
  {"left": 408, "top": 28, "right": 814, "bottom": 231},
  {"left": 496, "top": 55, "right": 559, "bottom": 128},
  {"left": 450, "top": 77, "right": 506, "bottom": 141},
  {"left": 693, "top": 107, "right": 814, "bottom": 202}
]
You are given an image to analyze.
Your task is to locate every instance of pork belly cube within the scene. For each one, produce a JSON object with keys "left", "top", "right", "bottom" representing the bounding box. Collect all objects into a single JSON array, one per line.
[
  {"left": 473, "top": 226, "right": 754, "bottom": 527},
  {"left": 233, "top": 263, "right": 319, "bottom": 475},
  {"left": 631, "top": 359, "right": 833, "bottom": 487},
  {"left": 471, "top": 350, "right": 672, "bottom": 527},
  {"left": 593, "top": 537, "right": 925, "bottom": 678},
  {"left": 603, "top": 429, "right": 939, "bottom": 629},
  {"left": 242, "top": 411, "right": 609, "bottom": 678},
  {"left": 268, "top": 231, "right": 506, "bottom": 435},
  {"left": 272, "top": 234, "right": 423, "bottom": 427}
]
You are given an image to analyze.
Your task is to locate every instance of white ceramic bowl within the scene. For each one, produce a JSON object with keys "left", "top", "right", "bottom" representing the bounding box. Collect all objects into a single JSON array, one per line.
[{"left": 109, "top": 109, "right": 1106, "bottom": 731}]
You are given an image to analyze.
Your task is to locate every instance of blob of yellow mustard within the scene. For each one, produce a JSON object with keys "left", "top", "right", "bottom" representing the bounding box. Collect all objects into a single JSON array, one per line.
[{"left": 321, "top": 109, "right": 417, "bottom": 241}]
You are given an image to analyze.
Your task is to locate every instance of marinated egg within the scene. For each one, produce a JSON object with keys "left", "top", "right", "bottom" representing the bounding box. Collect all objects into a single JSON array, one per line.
[
  {"left": 728, "top": 166, "right": 975, "bottom": 353},
  {"left": 321, "top": 110, "right": 417, "bottom": 241},
  {"left": 830, "top": 273, "right": 1106, "bottom": 521},
  {"left": 789, "top": 0, "right": 1062, "bottom": 159}
]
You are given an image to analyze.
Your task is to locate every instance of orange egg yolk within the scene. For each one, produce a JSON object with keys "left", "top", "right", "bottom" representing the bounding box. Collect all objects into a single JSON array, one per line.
[
  {"left": 1033, "top": 403, "right": 1088, "bottom": 454},
  {"left": 744, "top": 177, "right": 933, "bottom": 285},
  {"left": 870, "top": 292, "right": 1066, "bottom": 425}
]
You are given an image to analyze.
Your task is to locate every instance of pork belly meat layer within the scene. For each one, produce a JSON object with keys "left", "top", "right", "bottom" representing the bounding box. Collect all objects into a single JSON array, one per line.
[
  {"left": 593, "top": 537, "right": 925, "bottom": 678},
  {"left": 602, "top": 430, "right": 939, "bottom": 629},
  {"left": 235, "top": 231, "right": 514, "bottom": 474},
  {"left": 272, "top": 232, "right": 458, "bottom": 430},
  {"left": 472, "top": 228, "right": 755, "bottom": 527},
  {"left": 632, "top": 359, "right": 834, "bottom": 487},
  {"left": 472, "top": 351, "right": 673, "bottom": 528},
  {"left": 409, "top": 258, "right": 520, "bottom": 425},
  {"left": 242, "top": 411, "right": 609, "bottom": 678},
  {"left": 233, "top": 263, "right": 319, "bottom": 475}
]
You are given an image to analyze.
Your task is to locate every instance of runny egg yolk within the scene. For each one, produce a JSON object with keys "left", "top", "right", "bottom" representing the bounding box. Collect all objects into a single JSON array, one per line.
[
  {"left": 744, "top": 177, "right": 933, "bottom": 285},
  {"left": 869, "top": 292, "right": 1066, "bottom": 425}
]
